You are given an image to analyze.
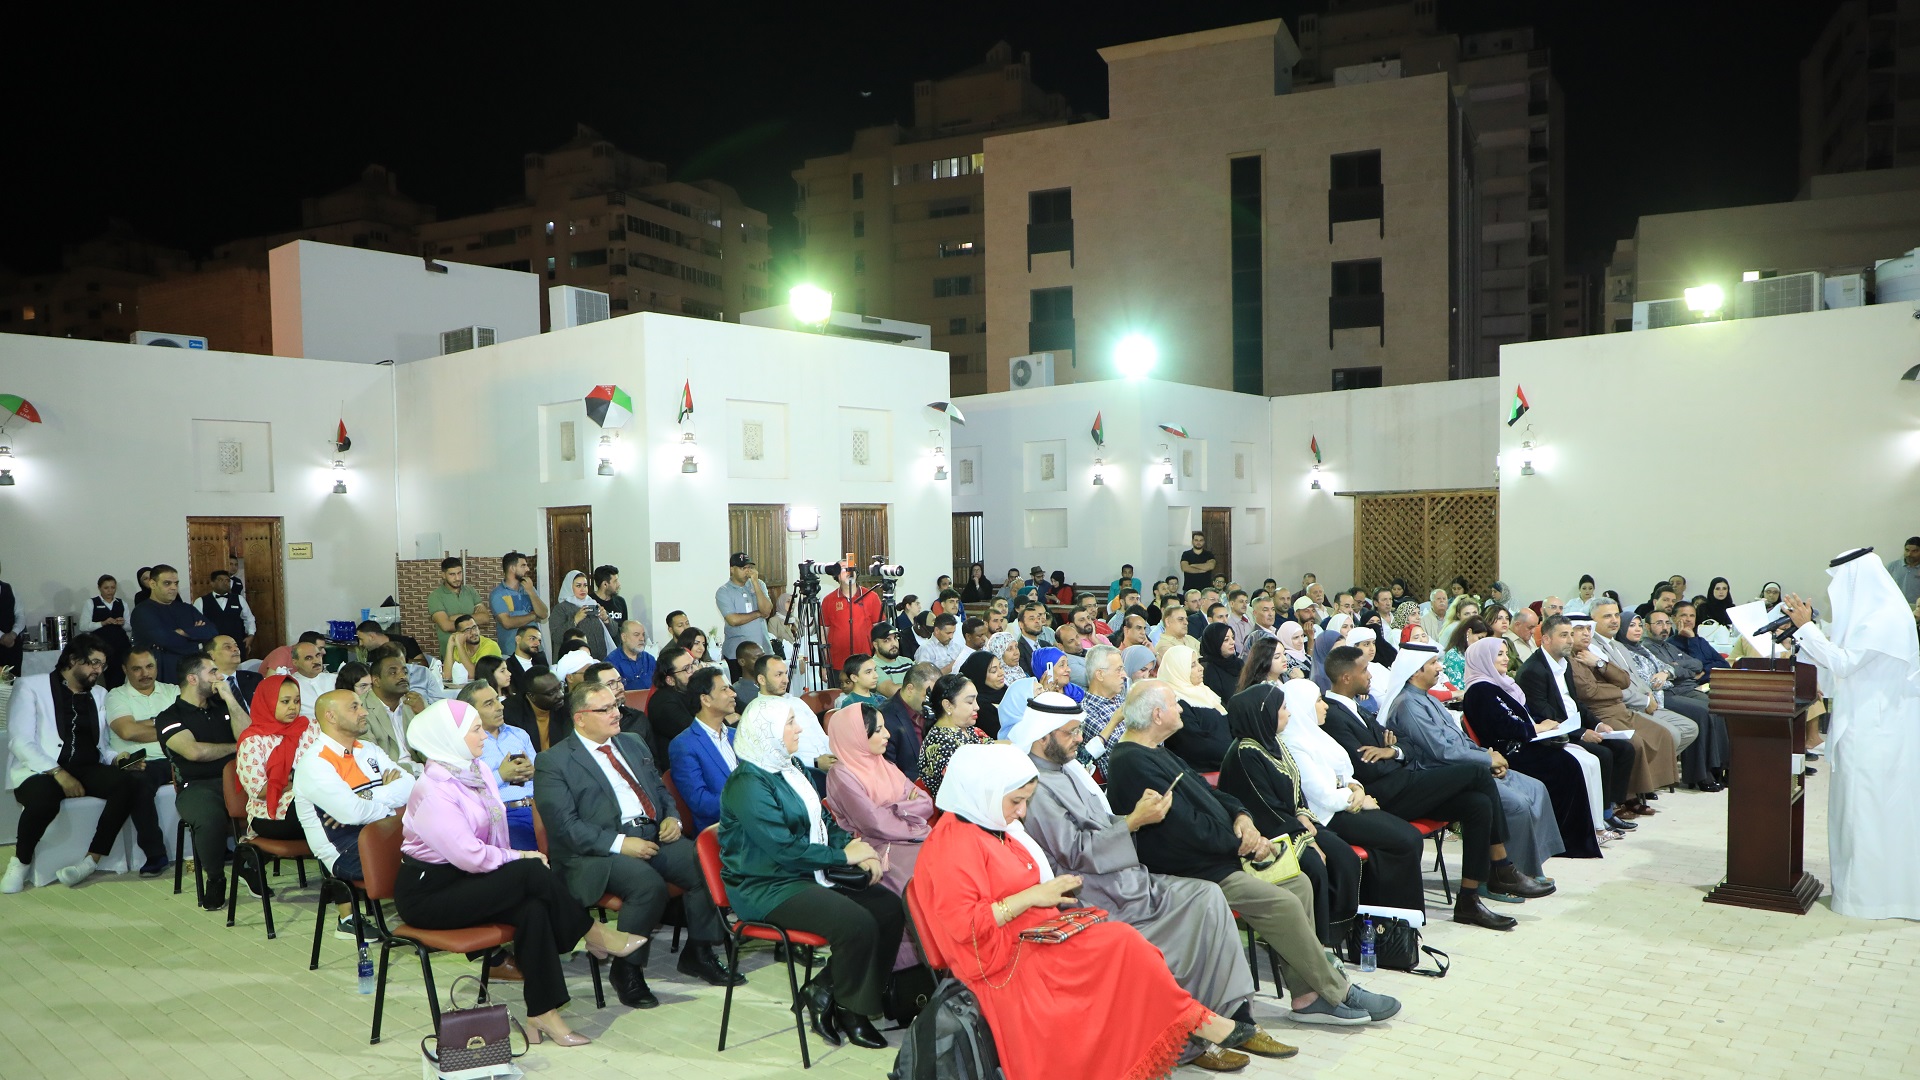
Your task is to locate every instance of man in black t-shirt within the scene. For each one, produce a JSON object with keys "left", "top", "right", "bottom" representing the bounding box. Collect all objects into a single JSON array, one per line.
[
  {"left": 156, "top": 652, "right": 256, "bottom": 910},
  {"left": 1179, "top": 532, "right": 1218, "bottom": 593}
]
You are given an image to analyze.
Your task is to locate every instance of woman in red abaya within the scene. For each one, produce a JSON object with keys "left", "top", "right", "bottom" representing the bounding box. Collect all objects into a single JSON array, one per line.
[{"left": 914, "top": 744, "right": 1258, "bottom": 1080}]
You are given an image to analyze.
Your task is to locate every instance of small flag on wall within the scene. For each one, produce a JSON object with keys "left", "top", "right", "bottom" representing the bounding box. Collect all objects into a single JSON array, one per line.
[
  {"left": 1507, "top": 385, "right": 1530, "bottom": 427},
  {"left": 335, "top": 419, "right": 351, "bottom": 453},
  {"left": 1309, "top": 435, "right": 1321, "bottom": 463},
  {"left": 678, "top": 380, "right": 694, "bottom": 424},
  {"left": 1091, "top": 411, "right": 1105, "bottom": 447},
  {"left": 1157, "top": 423, "right": 1189, "bottom": 438}
]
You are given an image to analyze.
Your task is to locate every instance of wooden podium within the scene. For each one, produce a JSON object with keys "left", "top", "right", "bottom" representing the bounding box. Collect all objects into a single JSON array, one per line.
[{"left": 1703, "top": 660, "right": 1822, "bottom": 913}]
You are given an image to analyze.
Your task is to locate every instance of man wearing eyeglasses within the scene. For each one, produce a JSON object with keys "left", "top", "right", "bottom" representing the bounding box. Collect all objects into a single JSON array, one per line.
[
  {"left": 535, "top": 680, "right": 741, "bottom": 1009},
  {"left": 581, "top": 662, "right": 651, "bottom": 747}
]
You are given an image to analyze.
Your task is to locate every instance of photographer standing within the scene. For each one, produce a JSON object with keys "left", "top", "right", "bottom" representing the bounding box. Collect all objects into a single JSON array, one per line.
[
  {"left": 821, "top": 564, "right": 882, "bottom": 686},
  {"left": 716, "top": 553, "right": 773, "bottom": 680}
]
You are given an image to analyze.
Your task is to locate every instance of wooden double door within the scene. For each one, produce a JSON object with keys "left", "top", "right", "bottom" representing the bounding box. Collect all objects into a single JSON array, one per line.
[{"left": 186, "top": 517, "right": 285, "bottom": 659}]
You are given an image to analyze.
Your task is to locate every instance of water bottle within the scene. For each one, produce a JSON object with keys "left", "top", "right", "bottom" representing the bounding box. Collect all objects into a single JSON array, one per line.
[
  {"left": 357, "top": 942, "right": 375, "bottom": 995},
  {"left": 1359, "top": 917, "right": 1377, "bottom": 973}
]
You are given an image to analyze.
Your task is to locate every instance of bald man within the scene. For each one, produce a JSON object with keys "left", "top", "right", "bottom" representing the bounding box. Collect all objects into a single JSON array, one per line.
[{"left": 292, "top": 689, "right": 415, "bottom": 941}]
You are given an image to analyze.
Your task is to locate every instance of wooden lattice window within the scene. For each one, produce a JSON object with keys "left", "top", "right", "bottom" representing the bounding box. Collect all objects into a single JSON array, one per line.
[
  {"left": 1349, "top": 488, "right": 1498, "bottom": 595},
  {"left": 728, "top": 504, "right": 790, "bottom": 589}
]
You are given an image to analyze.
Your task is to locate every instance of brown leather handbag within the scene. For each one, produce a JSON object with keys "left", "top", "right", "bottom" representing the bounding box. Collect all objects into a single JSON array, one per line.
[{"left": 421, "top": 975, "right": 528, "bottom": 1077}]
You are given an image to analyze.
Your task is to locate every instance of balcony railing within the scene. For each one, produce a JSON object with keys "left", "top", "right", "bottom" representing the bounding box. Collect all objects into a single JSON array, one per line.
[
  {"left": 1329, "top": 294, "right": 1385, "bottom": 346},
  {"left": 1328, "top": 186, "right": 1385, "bottom": 241}
]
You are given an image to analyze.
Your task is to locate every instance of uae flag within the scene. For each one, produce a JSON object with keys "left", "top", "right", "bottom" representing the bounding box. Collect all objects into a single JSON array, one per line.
[
  {"left": 1309, "top": 435, "right": 1321, "bottom": 464},
  {"left": 677, "top": 380, "right": 694, "bottom": 424},
  {"left": 1506, "top": 385, "right": 1530, "bottom": 427},
  {"left": 1090, "top": 411, "right": 1104, "bottom": 447}
]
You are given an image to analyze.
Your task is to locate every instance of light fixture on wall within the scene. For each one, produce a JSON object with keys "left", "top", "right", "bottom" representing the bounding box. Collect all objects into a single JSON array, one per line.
[
  {"left": 930, "top": 429, "right": 948, "bottom": 481},
  {"left": 1158, "top": 444, "right": 1174, "bottom": 485},
  {"left": 1092, "top": 457, "right": 1105, "bottom": 486},
  {"left": 785, "top": 505, "right": 821, "bottom": 537},
  {"left": 597, "top": 434, "right": 615, "bottom": 476},
  {"left": 0, "top": 443, "right": 14, "bottom": 487},
  {"left": 331, "top": 458, "right": 347, "bottom": 495},
  {"left": 680, "top": 431, "right": 698, "bottom": 474},
  {"left": 1517, "top": 423, "right": 1538, "bottom": 476},
  {"left": 1310, "top": 464, "right": 1322, "bottom": 490}
]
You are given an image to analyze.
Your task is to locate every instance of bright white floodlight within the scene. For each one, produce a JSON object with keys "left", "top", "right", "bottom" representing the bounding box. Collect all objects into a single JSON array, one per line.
[{"left": 1115, "top": 333, "right": 1158, "bottom": 379}]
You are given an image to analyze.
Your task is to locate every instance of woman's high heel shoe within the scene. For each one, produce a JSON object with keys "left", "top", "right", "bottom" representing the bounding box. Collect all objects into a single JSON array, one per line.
[
  {"left": 803, "top": 979, "right": 842, "bottom": 1047},
  {"left": 584, "top": 927, "right": 648, "bottom": 960},
  {"left": 525, "top": 1015, "right": 592, "bottom": 1047}
]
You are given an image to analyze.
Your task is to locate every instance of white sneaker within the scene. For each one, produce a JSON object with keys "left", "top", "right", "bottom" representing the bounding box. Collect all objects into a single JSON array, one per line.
[
  {"left": 56, "top": 858, "right": 98, "bottom": 887},
  {"left": 1, "top": 857, "right": 29, "bottom": 893}
]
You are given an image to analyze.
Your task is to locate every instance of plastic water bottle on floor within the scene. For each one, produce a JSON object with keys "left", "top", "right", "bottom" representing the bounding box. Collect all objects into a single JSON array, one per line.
[
  {"left": 358, "top": 942, "right": 375, "bottom": 994},
  {"left": 1359, "top": 917, "right": 1377, "bottom": 973}
]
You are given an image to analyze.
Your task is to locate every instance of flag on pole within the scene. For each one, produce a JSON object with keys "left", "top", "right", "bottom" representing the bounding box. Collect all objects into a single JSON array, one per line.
[
  {"left": 1506, "top": 385, "right": 1530, "bottom": 427},
  {"left": 335, "top": 419, "right": 351, "bottom": 453},
  {"left": 1091, "top": 411, "right": 1104, "bottom": 447},
  {"left": 678, "top": 380, "right": 694, "bottom": 424},
  {"left": 1309, "top": 435, "right": 1321, "bottom": 464}
]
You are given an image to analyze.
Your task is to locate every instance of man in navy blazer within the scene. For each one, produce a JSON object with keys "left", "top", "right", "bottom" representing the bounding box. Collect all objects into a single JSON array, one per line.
[
  {"left": 666, "top": 669, "right": 738, "bottom": 836},
  {"left": 533, "top": 680, "right": 738, "bottom": 1008}
]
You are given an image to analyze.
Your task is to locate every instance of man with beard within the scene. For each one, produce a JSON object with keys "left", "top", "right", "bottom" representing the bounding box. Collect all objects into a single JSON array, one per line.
[
  {"left": 131, "top": 565, "right": 216, "bottom": 684},
  {"left": 3, "top": 634, "right": 141, "bottom": 892}
]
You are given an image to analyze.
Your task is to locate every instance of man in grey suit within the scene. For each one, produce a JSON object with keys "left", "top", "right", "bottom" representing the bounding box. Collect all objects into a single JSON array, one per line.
[{"left": 533, "top": 681, "right": 740, "bottom": 1009}]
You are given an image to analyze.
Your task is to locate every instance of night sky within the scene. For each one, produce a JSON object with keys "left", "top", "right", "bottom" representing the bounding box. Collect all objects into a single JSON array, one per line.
[{"left": 1, "top": 1, "right": 1839, "bottom": 281}]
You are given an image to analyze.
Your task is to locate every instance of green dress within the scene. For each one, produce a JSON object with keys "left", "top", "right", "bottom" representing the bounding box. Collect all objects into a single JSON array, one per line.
[{"left": 716, "top": 760, "right": 854, "bottom": 922}]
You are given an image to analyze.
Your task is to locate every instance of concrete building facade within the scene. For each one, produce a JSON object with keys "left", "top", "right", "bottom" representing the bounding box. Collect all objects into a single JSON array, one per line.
[
  {"left": 419, "top": 126, "right": 772, "bottom": 329},
  {"left": 1293, "top": 2, "right": 1567, "bottom": 374},
  {"left": 0, "top": 226, "right": 190, "bottom": 344},
  {"left": 981, "top": 19, "right": 1476, "bottom": 396},
  {"left": 791, "top": 43, "right": 1073, "bottom": 395},
  {"left": 1800, "top": 0, "right": 1920, "bottom": 189}
]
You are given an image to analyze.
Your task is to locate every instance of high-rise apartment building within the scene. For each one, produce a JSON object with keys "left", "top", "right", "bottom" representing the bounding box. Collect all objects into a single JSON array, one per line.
[
  {"left": 1292, "top": 1, "right": 1565, "bottom": 375},
  {"left": 791, "top": 43, "right": 1073, "bottom": 395},
  {"left": 982, "top": 19, "right": 1477, "bottom": 395},
  {"left": 421, "top": 126, "right": 771, "bottom": 328},
  {"left": 1801, "top": 0, "right": 1920, "bottom": 188},
  {"left": 0, "top": 223, "right": 190, "bottom": 343}
]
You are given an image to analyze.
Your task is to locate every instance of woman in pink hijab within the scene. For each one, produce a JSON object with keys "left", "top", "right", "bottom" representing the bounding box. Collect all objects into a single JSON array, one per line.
[{"left": 823, "top": 703, "right": 934, "bottom": 969}]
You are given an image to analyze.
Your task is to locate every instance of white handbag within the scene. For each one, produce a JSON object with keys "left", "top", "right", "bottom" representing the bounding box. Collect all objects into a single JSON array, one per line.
[{"left": 1696, "top": 621, "right": 1734, "bottom": 652}]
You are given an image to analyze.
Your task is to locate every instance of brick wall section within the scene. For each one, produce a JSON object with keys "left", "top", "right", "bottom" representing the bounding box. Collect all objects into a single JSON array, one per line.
[{"left": 394, "top": 554, "right": 539, "bottom": 643}]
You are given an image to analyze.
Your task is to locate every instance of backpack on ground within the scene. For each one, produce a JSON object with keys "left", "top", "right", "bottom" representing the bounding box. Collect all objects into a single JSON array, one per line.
[{"left": 887, "top": 976, "right": 1004, "bottom": 1080}]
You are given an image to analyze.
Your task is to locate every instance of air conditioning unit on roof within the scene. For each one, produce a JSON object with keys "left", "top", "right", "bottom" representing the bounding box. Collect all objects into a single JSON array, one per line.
[
  {"left": 440, "top": 326, "right": 497, "bottom": 354},
  {"left": 1008, "top": 352, "right": 1056, "bottom": 389},
  {"left": 131, "top": 331, "right": 208, "bottom": 349}
]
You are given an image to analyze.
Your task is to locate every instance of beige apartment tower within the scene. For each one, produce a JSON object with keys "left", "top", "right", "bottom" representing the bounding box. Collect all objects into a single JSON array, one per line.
[
  {"left": 792, "top": 43, "right": 1072, "bottom": 395},
  {"left": 982, "top": 19, "right": 1476, "bottom": 395}
]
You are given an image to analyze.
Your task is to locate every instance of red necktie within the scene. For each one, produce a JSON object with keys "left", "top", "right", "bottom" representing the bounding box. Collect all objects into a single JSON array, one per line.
[{"left": 597, "top": 744, "right": 659, "bottom": 820}]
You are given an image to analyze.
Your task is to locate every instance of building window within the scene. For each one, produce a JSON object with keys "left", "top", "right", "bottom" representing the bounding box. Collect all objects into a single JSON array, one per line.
[
  {"left": 1029, "top": 287, "right": 1074, "bottom": 352},
  {"left": 1329, "top": 258, "right": 1384, "bottom": 346},
  {"left": 851, "top": 172, "right": 864, "bottom": 200},
  {"left": 853, "top": 253, "right": 866, "bottom": 276},
  {"left": 852, "top": 212, "right": 865, "bottom": 238},
  {"left": 1328, "top": 150, "right": 1384, "bottom": 240},
  {"left": 948, "top": 317, "right": 968, "bottom": 336},
  {"left": 928, "top": 198, "right": 971, "bottom": 219},
  {"left": 938, "top": 240, "right": 978, "bottom": 258},
  {"left": 1331, "top": 366, "right": 1383, "bottom": 390},
  {"left": 20, "top": 305, "right": 33, "bottom": 321},
  {"left": 1229, "top": 156, "right": 1264, "bottom": 396},
  {"left": 933, "top": 276, "right": 973, "bottom": 297},
  {"left": 1027, "top": 188, "right": 1073, "bottom": 268},
  {"left": 569, "top": 249, "right": 608, "bottom": 269}
]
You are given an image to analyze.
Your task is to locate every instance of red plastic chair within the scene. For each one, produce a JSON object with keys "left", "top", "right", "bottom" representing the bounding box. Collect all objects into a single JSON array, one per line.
[
  {"left": 625, "top": 688, "right": 654, "bottom": 712},
  {"left": 904, "top": 875, "right": 949, "bottom": 974},
  {"left": 662, "top": 771, "right": 697, "bottom": 829},
  {"left": 696, "top": 825, "right": 832, "bottom": 1069},
  {"left": 1408, "top": 818, "right": 1453, "bottom": 902},
  {"left": 222, "top": 759, "right": 312, "bottom": 939},
  {"left": 801, "top": 689, "right": 838, "bottom": 719},
  {"left": 360, "top": 816, "right": 516, "bottom": 1045},
  {"left": 1201, "top": 771, "right": 1220, "bottom": 786}
]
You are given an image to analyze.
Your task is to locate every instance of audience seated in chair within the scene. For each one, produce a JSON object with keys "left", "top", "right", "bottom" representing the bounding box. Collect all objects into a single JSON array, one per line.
[
  {"left": 823, "top": 703, "right": 934, "bottom": 970},
  {"left": 158, "top": 651, "right": 258, "bottom": 909},
  {"left": 101, "top": 646, "right": 179, "bottom": 877},
  {"left": 668, "top": 669, "right": 742, "bottom": 836},
  {"left": 292, "top": 688, "right": 414, "bottom": 938}
]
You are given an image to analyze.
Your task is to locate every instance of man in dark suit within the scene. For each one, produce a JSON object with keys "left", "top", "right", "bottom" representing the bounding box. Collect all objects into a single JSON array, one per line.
[
  {"left": 533, "top": 679, "right": 739, "bottom": 1008},
  {"left": 208, "top": 634, "right": 262, "bottom": 710},
  {"left": 579, "top": 661, "right": 651, "bottom": 747},
  {"left": 1515, "top": 615, "right": 1636, "bottom": 828},
  {"left": 1319, "top": 645, "right": 1541, "bottom": 929}
]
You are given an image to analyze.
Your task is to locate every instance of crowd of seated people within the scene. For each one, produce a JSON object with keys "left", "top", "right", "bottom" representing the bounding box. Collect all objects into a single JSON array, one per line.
[{"left": 3, "top": 550, "right": 1807, "bottom": 1075}]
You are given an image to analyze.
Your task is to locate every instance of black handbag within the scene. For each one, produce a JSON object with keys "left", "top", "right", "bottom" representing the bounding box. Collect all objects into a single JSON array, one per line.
[
  {"left": 1367, "top": 916, "right": 1449, "bottom": 978},
  {"left": 824, "top": 861, "right": 873, "bottom": 893},
  {"left": 420, "top": 975, "right": 528, "bottom": 1077}
]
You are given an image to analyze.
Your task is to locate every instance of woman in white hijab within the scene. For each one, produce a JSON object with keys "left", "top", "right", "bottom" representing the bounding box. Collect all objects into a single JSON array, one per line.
[
  {"left": 1277, "top": 621, "right": 1312, "bottom": 682},
  {"left": 1277, "top": 680, "right": 1427, "bottom": 912},
  {"left": 396, "top": 700, "right": 643, "bottom": 1046},
  {"left": 716, "top": 692, "right": 905, "bottom": 1050},
  {"left": 918, "top": 743, "right": 1260, "bottom": 1079},
  {"left": 552, "top": 569, "right": 611, "bottom": 659}
]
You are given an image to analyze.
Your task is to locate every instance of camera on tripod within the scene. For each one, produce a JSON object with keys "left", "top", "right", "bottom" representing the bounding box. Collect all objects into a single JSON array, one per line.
[{"left": 870, "top": 557, "right": 904, "bottom": 580}]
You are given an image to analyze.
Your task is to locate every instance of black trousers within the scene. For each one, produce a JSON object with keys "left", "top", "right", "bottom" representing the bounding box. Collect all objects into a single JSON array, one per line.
[
  {"left": 599, "top": 836, "right": 724, "bottom": 962},
  {"left": 1665, "top": 691, "right": 1730, "bottom": 784},
  {"left": 249, "top": 816, "right": 306, "bottom": 841},
  {"left": 1372, "top": 763, "right": 1506, "bottom": 883},
  {"left": 12, "top": 761, "right": 139, "bottom": 863},
  {"left": 1324, "top": 807, "right": 1427, "bottom": 912},
  {"left": 395, "top": 856, "right": 592, "bottom": 1017},
  {"left": 1300, "top": 826, "right": 1364, "bottom": 943},
  {"left": 1571, "top": 738, "right": 1633, "bottom": 806},
  {"left": 175, "top": 781, "right": 232, "bottom": 882},
  {"left": 126, "top": 758, "right": 172, "bottom": 863},
  {"left": 764, "top": 884, "right": 906, "bottom": 1018}
]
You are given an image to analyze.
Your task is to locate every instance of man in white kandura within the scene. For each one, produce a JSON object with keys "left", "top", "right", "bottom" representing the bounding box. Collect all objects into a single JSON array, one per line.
[{"left": 1782, "top": 548, "right": 1920, "bottom": 921}]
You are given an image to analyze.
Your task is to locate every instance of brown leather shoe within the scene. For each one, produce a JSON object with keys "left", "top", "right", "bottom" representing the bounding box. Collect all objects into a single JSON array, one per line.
[
  {"left": 1190, "top": 1048, "right": 1251, "bottom": 1072},
  {"left": 1235, "top": 1032, "right": 1299, "bottom": 1059},
  {"left": 1453, "top": 887, "right": 1518, "bottom": 930},
  {"left": 487, "top": 955, "right": 525, "bottom": 982}
]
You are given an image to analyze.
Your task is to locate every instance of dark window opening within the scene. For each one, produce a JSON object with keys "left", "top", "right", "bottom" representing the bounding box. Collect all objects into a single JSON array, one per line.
[
  {"left": 1332, "top": 366, "right": 1383, "bottom": 391},
  {"left": 1027, "top": 188, "right": 1074, "bottom": 268},
  {"left": 1328, "top": 150, "right": 1384, "bottom": 240},
  {"left": 1029, "top": 287, "right": 1074, "bottom": 352},
  {"left": 1329, "top": 258, "right": 1384, "bottom": 346},
  {"left": 1229, "top": 156, "right": 1264, "bottom": 396}
]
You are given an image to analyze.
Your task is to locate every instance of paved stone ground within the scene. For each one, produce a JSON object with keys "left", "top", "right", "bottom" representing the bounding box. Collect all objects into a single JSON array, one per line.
[{"left": 3, "top": 766, "right": 1917, "bottom": 1079}]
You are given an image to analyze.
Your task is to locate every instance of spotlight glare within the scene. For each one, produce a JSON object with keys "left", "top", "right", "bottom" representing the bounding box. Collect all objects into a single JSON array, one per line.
[
  {"left": 788, "top": 284, "right": 834, "bottom": 325},
  {"left": 1114, "top": 334, "right": 1158, "bottom": 379}
]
